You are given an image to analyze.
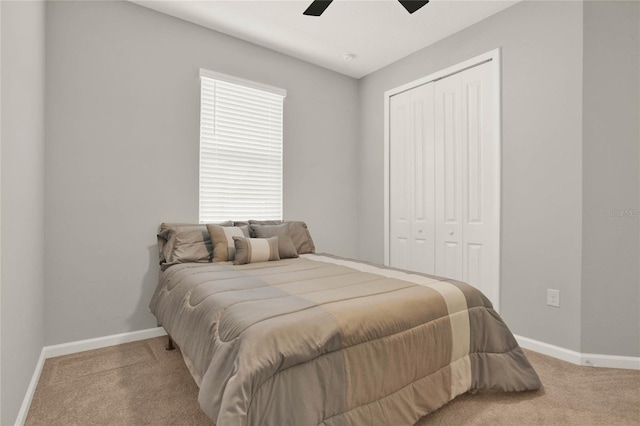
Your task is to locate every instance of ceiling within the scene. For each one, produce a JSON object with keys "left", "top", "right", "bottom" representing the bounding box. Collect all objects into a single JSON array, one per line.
[{"left": 131, "top": 0, "right": 520, "bottom": 79}]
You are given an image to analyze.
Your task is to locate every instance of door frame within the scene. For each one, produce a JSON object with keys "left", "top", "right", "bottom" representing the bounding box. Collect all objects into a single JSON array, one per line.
[{"left": 383, "top": 48, "right": 502, "bottom": 312}]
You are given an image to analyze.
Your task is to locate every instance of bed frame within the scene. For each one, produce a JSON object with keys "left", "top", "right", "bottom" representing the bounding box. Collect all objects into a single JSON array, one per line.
[{"left": 166, "top": 334, "right": 176, "bottom": 351}]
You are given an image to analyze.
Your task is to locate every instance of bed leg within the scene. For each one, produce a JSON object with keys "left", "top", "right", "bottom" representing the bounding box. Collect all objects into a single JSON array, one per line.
[{"left": 166, "top": 335, "right": 175, "bottom": 351}]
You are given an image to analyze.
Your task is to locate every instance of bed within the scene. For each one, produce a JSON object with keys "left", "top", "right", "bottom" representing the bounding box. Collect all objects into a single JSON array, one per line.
[{"left": 150, "top": 222, "right": 541, "bottom": 426}]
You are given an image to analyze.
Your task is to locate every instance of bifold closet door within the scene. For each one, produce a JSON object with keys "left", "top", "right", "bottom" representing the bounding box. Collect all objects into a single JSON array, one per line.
[
  {"left": 388, "top": 59, "right": 496, "bottom": 303},
  {"left": 434, "top": 61, "right": 495, "bottom": 296},
  {"left": 389, "top": 83, "right": 435, "bottom": 274}
]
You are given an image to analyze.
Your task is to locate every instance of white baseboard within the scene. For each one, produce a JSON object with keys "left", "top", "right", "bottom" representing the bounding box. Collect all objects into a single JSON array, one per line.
[
  {"left": 515, "top": 335, "right": 640, "bottom": 370},
  {"left": 580, "top": 352, "right": 640, "bottom": 370},
  {"left": 43, "top": 327, "right": 167, "bottom": 359},
  {"left": 515, "top": 335, "right": 583, "bottom": 365},
  {"left": 16, "top": 327, "right": 167, "bottom": 426}
]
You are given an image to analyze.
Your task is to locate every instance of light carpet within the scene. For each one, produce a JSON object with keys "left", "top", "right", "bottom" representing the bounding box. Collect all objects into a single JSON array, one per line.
[{"left": 26, "top": 337, "right": 640, "bottom": 425}]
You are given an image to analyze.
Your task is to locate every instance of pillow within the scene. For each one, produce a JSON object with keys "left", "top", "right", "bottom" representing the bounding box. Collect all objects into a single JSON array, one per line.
[
  {"left": 207, "top": 224, "right": 250, "bottom": 262},
  {"left": 157, "top": 221, "right": 233, "bottom": 265},
  {"left": 248, "top": 220, "right": 283, "bottom": 225},
  {"left": 246, "top": 220, "right": 315, "bottom": 253},
  {"left": 250, "top": 223, "right": 298, "bottom": 259},
  {"left": 247, "top": 219, "right": 283, "bottom": 237},
  {"left": 286, "top": 221, "right": 316, "bottom": 254},
  {"left": 164, "top": 227, "right": 211, "bottom": 265},
  {"left": 233, "top": 236, "right": 280, "bottom": 265}
]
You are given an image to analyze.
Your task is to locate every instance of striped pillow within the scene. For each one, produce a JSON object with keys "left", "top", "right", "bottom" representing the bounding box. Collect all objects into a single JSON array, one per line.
[
  {"left": 233, "top": 236, "right": 280, "bottom": 265},
  {"left": 207, "top": 224, "right": 250, "bottom": 262}
]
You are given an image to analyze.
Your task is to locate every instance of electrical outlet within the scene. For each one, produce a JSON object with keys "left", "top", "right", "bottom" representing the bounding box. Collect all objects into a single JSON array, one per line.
[{"left": 547, "top": 289, "right": 560, "bottom": 307}]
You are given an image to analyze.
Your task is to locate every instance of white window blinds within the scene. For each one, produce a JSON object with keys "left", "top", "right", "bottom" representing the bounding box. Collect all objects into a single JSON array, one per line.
[{"left": 199, "top": 69, "right": 286, "bottom": 223}]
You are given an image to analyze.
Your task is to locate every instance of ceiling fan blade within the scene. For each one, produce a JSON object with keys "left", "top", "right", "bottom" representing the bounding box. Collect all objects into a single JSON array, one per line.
[
  {"left": 398, "top": 0, "right": 429, "bottom": 14},
  {"left": 303, "top": 0, "right": 334, "bottom": 16}
]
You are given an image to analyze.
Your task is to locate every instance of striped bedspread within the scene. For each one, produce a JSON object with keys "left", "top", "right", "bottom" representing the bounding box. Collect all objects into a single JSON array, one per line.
[{"left": 149, "top": 253, "right": 541, "bottom": 426}]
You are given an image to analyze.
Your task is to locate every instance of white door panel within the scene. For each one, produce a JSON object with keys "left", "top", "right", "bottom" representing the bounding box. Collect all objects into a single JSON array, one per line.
[
  {"left": 390, "top": 83, "right": 435, "bottom": 274},
  {"left": 393, "top": 237, "right": 411, "bottom": 271},
  {"left": 410, "top": 84, "right": 435, "bottom": 274},
  {"left": 435, "top": 73, "right": 463, "bottom": 280},
  {"left": 466, "top": 243, "right": 484, "bottom": 291},
  {"left": 461, "top": 62, "right": 494, "bottom": 297},
  {"left": 389, "top": 98, "right": 411, "bottom": 269}
]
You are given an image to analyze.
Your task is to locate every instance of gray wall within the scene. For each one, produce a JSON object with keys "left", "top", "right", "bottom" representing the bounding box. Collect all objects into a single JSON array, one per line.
[
  {"left": 45, "top": 1, "right": 359, "bottom": 345},
  {"left": 581, "top": 1, "right": 639, "bottom": 356},
  {"left": 358, "top": 1, "right": 585, "bottom": 351},
  {"left": 0, "top": 1, "right": 46, "bottom": 423}
]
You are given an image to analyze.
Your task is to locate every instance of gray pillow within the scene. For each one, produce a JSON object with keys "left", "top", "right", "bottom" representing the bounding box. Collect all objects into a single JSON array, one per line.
[
  {"left": 207, "top": 224, "right": 250, "bottom": 262},
  {"left": 233, "top": 236, "right": 280, "bottom": 265},
  {"left": 248, "top": 220, "right": 283, "bottom": 225},
  {"left": 286, "top": 221, "right": 316, "bottom": 254},
  {"left": 247, "top": 220, "right": 283, "bottom": 237},
  {"left": 246, "top": 220, "right": 315, "bottom": 253},
  {"left": 157, "top": 221, "right": 233, "bottom": 265},
  {"left": 250, "top": 223, "right": 299, "bottom": 259}
]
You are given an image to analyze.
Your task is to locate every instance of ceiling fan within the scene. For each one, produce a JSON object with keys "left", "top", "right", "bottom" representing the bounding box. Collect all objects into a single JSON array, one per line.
[{"left": 303, "top": 0, "right": 429, "bottom": 16}]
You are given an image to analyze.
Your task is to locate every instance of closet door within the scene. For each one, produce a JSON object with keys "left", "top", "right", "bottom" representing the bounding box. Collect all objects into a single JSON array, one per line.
[
  {"left": 434, "top": 73, "right": 464, "bottom": 280},
  {"left": 434, "top": 61, "right": 494, "bottom": 294},
  {"left": 387, "top": 56, "right": 498, "bottom": 308},
  {"left": 460, "top": 62, "right": 495, "bottom": 298},
  {"left": 389, "top": 83, "right": 435, "bottom": 273}
]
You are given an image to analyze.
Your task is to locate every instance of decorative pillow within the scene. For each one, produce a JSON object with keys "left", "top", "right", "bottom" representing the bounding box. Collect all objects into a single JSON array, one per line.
[
  {"left": 286, "top": 221, "right": 316, "bottom": 254},
  {"left": 247, "top": 219, "right": 283, "bottom": 237},
  {"left": 207, "top": 224, "right": 250, "bottom": 262},
  {"left": 246, "top": 220, "right": 315, "bottom": 253},
  {"left": 250, "top": 223, "right": 298, "bottom": 259},
  {"left": 233, "top": 236, "right": 280, "bottom": 265},
  {"left": 157, "top": 221, "right": 233, "bottom": 265}
]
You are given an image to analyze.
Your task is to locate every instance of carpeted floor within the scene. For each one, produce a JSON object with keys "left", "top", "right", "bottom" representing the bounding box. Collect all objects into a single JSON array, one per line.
[{"left": 26, "top": 336, "right": 640, "bottom": 426}]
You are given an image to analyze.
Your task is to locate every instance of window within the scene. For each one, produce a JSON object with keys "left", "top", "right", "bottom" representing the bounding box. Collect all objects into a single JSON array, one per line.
[{"left": 199, "top": 69, "right": 286, "bottom": 223}]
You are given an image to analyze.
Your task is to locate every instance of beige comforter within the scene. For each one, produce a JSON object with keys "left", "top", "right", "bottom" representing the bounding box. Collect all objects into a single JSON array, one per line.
[{"left": 150, "top": 254, "right": 541, "bottom": 426}]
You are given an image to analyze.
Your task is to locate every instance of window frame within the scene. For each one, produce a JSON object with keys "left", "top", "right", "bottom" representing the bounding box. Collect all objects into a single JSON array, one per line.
[{"left": 198, "top": 69, "right": 287, "bottom": 223}]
